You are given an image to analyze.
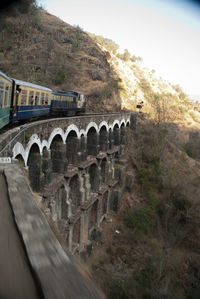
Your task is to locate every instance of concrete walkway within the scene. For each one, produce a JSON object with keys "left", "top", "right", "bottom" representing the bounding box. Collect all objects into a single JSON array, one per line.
[
  {"left": 0, "top": 171, "right": 40, "bottom": 299},
  {"left": 0, "top": 163, "right": 104, "bottom": 299}
]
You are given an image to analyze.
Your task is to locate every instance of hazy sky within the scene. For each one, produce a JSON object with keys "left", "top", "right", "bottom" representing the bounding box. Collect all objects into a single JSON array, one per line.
[{"left": 37, "top": 0, "right": 200, "bottom": 95}]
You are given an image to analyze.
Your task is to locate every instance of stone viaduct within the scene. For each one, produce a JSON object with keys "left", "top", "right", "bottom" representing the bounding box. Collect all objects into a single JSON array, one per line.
[{"left": 0, "top": 112, "right": 135, "bottom": 257}]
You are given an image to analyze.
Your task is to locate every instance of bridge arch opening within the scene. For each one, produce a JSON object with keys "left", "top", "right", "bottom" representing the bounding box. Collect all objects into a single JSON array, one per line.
[
  {"left": 120, "top": 123, "right": 126, "bottom": 145},
  {"left": 87, "top": 127, "right": 98, "bottom": 156},
  {"left": 50, "top": 135, "right": 66, "bottom": 173},
  {"left": 113, "top": 123, "right": 120, "bottom": 146},
  {"left": 88, "top": 163, "right": 98, "bottom": 192},
  {"left": 27, "top": 143, "right": 41, "bottom": 192},
  {"left": 66, "top": 130, "right": 78, "bottom": 166},
  {"left": 108, "top": 128, "right": 113, "bottom": 149},
  {"left": 99, "top": 125, "right": 108, "bottom": 152},
  {"left": 15, "top": 154, "right": 25, "bottom": 168},
  {"left": 69, "top": 175, "right": 81, "bottom": 214}
]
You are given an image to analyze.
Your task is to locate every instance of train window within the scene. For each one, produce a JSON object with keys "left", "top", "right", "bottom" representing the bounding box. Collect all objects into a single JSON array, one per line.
[
  {"left": 0, "top": 80, "right": 4, "bottom": 108},
  {"left": 35, "top": 92, "right": 40, "bottom": 105},
  {"left": 41, "top": 92, "right": 45, "bottom": 104},
  {"left": 45, "top": 93, "right": 49, "bottom": 105},
  {"left": 29, "top": 91, "right": 34, "bottom": 105},
  {"left": 21, "top": 89, "right": 27, "bottom": 105},
  {"left": 4, "top": 85, "right": 9, "bottom": 107}
]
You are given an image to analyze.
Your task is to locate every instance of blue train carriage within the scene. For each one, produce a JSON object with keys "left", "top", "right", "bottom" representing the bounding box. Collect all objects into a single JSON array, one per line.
[
  {"left": 51, "top": 90, "right": 86, "bottom": 116},
  {"left": 11, "top": 78, "right": 52, "bottom": 121},
  {"left": 0, "top": 71, "right": 13, "bottom": 129}
]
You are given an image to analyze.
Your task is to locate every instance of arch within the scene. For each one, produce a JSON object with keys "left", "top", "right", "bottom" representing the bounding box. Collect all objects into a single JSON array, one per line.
[
  {"left": 69, "top": 175, "right": 81, "bottom": 214},
  {"left": 64, "top": 124, "right": 80, "bottom": 140},
  {"left": 113, "top": 123, "right": 120, "bottom": 146},
  {"left": 50, "top": 134, "right": 66, "bottom": 173},
  {"left": 86, "top": 122, "right": 99, "bottom": 135},
  {"left": 66, "top": 130, "right": 78, "bottom": 165},
  {"left": 99, "top": 121, "right": 109, "bottom": 132},
  {"left": 108, "top": 128, "right": 113, "bottom": 149},
  {"left": 12, "top": 142, "right": 26, "bottom": 165},
  {"left": 48, "top": 128, "right": 65, "bottom": 148},
  {"left": 15, "top": 153, "right": 25, "bottom": 168},
  {"left": 87, "top": 127, "right": 98, "bottom": 156},
  {"left": 111, "top": 119, "right": 120, "bottom": 131},
  {"left": 120, "top": 120, "right": 126, "bottom": 128},
  {"left": 99, "top": 125, "right": 108, "bottom": 152},
  {"left": 27, "top": 143, "right": 41, "bottom": 192}
]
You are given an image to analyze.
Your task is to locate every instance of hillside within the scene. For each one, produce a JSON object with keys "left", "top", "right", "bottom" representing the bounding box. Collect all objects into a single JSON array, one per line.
[
  {"left": 0, "top": 7, "right": 121, "bottom": 112},
  {"left": 1, "top": 3, "right": 200, "bottom": 298}
]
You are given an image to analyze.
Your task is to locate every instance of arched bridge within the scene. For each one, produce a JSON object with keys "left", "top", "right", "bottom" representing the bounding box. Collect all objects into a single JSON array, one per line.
[{"left": 0, "top": 112, "right": 134, "bottom": 255}]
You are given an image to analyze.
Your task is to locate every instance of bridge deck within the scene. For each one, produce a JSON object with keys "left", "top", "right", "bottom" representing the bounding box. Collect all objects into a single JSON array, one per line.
[{"left": 0, "top": 171, "right": 40, "bottom": 299}]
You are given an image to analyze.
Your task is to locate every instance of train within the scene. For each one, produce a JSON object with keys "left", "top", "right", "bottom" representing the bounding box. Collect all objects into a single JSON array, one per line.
[{"left": 0, "top": 70, "right": 86, "bottom": 130}]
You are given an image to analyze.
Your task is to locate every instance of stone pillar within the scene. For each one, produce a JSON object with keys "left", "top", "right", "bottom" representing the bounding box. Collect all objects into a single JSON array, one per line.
[
  {"left": 79, "top": 211, "right": 89, "bottom": 248},
  {"left": 42, "top": 149, "right": 52, "bottom": 184},
  {"left": 79, "top": 171, "right": 86, "bottom": 205},
  {"left": 78, "top": 136, "right": 87, "bottom": 162},
  {"left": 85, "top": 171, "right": 91, "bottom": 201}
]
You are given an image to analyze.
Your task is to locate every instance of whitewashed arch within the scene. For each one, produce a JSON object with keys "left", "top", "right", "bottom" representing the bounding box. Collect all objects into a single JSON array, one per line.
[
  {"left": 86, "top": 122, "right": 99, "bottom": 134},
  {"left": 41, "top": 140, "right": 49, "bottom": 152},
  {"left": 12, "top": 142, "right": 26, "bottom": 165},
  {"left": 111, "top": 119, "right": 120, "bottom": 130},
  {"left": 27, "top": 134, "right": 42, "bottom": 154},
  {"left": 48, "top": 128, "right": 65, "bottom": 148},
  {"left": 120, "top": 119, "right": 126, "bottom": 127},
  {"left": 64, "top": 124, "right": 80, "bottom": 141},
  {"left": 99, "top": 121, "right": 109, "bottom": 132},
  {"left": 79, "top": 129, "right": 86, "bottom": 138}
]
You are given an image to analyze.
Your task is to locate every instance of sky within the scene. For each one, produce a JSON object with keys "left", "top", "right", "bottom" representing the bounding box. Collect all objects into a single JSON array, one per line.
[{"left": 37, "top": 0, "right": 200, "bottom": 96}]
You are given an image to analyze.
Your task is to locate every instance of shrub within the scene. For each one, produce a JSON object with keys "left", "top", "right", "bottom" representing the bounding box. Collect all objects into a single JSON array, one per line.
[
  {"left": 51, "top": 69, "right": 66, "bottom": 85},
  {"left": 124, "top": 205, "right": 156, "bottom": 235}
]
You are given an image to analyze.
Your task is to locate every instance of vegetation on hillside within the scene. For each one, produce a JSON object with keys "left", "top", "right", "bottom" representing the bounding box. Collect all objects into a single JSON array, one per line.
[
  {"left": 91, "top": 120, "right": 200, "bottom": 299},
  {"left": 0, "top": 6, "right": 122, "bottom": 112},
  {"left": 1, "top": 3, "right": 200, "bottom": 298}
]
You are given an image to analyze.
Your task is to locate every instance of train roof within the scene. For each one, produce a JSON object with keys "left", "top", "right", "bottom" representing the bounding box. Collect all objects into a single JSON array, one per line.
[
  {"left": 12, "top": 78, "right": 52, "bottom": 92},
  {"left": 52, "top": 89, "right": 80, "bottom": 96},
  {"left": 0, "top": 70, "right": 12, "bottom": 82}
]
